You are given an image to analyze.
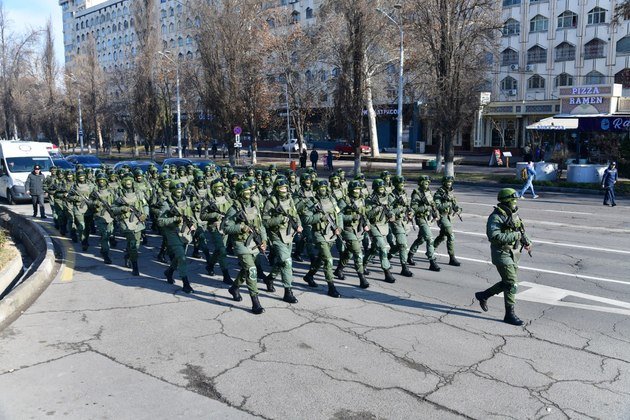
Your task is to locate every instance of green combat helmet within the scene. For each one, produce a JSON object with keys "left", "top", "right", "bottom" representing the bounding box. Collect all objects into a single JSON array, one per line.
[
  {"left": 392, "top": 175, "right": 405, "bottom": 185},
  {"left": 442, "top": 175, "right": 454, "bottom": 190},
  {"left": 348, "top": 180, "right": 362, "bottom": 198},
  {"left": 497, "top": 188, "right": 518, "bottom": 202},
  {"left": 372, "top": 178, "right": 385, "bottom": 190},
  {"left": 234, "top": 179, "right": 253, "bottom": 196}
]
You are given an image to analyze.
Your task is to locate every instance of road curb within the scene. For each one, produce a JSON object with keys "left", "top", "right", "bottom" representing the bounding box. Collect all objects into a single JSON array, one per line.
[
  {"left": 0, "top": 207, "right": 59, "bottom": 331},
  {"left": 0, "top": 246, "right": 23, "bottom": 295}
]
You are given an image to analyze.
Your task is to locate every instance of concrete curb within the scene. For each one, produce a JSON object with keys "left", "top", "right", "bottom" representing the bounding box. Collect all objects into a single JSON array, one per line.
[
  {"left": 0, "top": 246, "right": 23, "bottom": 295},
  {"left": 0, "top": 207, "right": 59, "bottom": 331}
]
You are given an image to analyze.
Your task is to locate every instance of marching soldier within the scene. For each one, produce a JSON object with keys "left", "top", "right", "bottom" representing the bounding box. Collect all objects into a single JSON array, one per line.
[
  {"left": 409, "top": 176, "right": 441, "bottom": 272},
  {"left": 67, "top": 170, "right": 95, "bottom": 251},
  {"left": 262, "top": 177, "right": 302, "bottom": 303},
  {"left": 388, "top": 175, "right": 414, "bottom": 277},
  {"left": 335, "top": 180, "right": 371, "bottom": 289},
  {"left": 475, "top": 188, "right": 531, "bottom": 326},
  {"left": 433, "top": 176, "right": 462, "bottom": 267},
  {"left": 329, "top": 172, "right": 345, "bottom": 202},
  {"left": 112, "top": 174, "right": 149, "bottom": 276},
  {"left": 292, "top": 172, "right": 317, "bottom": 262},
  {"left": 223, "top": 180, "right": 268, "bottom": 314},
  {"left": 158, "top": 182, "right": 198, "bottom": 293},
  {"left": 43, "top": 166, "right": 62, "bottom": 230},
  {"left": 90, "top": 173, "right": 116, "bottom": 264},
  {"left": 200, "top": 178, "right": 233, "bottom": 285},
  {"left": 364, "top": 179, "right": 397, "bottom": 283},
  {"left": 302, "top": 180, "right": 343, "bottom": 298}
]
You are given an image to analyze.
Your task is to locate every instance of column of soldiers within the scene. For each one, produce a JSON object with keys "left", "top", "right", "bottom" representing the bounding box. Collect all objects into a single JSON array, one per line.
[{"left": 41, "top": 162, "right": 529, "bottom": 325}]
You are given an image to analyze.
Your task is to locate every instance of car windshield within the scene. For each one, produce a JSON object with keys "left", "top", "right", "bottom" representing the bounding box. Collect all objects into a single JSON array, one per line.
[
  {"left": 77, "top": 156, "right": 100, "bottom": 163},
  {"left": 53, "top": 160, "right": 74, "bottom": 169},
  {"left": 5, "top": 157, "right": 53, "bottom": 173}
]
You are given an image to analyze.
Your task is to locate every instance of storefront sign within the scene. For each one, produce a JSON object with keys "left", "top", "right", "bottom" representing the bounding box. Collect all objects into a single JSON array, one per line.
[
  {"left": 559, "top": 85, "right": 617, "bottom": 115},
  {"left": 578, "top": 116, "right": 630, "bottom": 132}
]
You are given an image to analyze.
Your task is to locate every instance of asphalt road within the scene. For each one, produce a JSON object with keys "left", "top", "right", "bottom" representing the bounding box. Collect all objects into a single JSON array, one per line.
[{"left": 1, "top": 185, "right": 629, "bottom": 419}]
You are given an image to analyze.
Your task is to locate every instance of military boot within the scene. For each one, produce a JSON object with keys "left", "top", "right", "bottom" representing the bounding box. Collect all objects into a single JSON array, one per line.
[
  {"left": 327, "top": 282, "right": 340, "bottom": 298},
  {"left": 264, "top": 274, "right": 276, "bottom": 293},
  {"left": 109, "top": 236, "right": 117, "bottom": 248},
  {"left": 228, "top": 284, "right": 243, "bottom": 301},
  {"left": 222, "top": 269, "right": 233, "bottom": 285},
  {"left": 292, "top": 252, "right": 304, "bottom": 262},
  {"left": 164, "top": 267, "right": 175, "bottom": 284},
  {"left": 283, "top": 288, "right": 298, "bottom": 304},
  {"left": 181, "top": 277, "right": 194, "bottom": 294},
  {"left": 406, "top": 254, "right": 416, "bottom": 266},
  {"left": 250, "top": 295, "right": 265, "bottom": 315},
  {"left": 333, "top": 265, "right": 345, "bottom": 280},
  {"left": 123, "top": 253, "right": 131, "bottom": 268},
  {"left": 429, "top": 259, "right": 441, "bottom": 272},
  {"left": 141, "top": 233, "right": 148, "bottom": 245},
  {"left": 303, "top": 272, "right": 318, "bottom": 288},
  {"left": 81, "top": 240, "right": 89, "bottom": 252},
  {"left": 363, "top": 267, "right": 371, "bottom": 276},
  {"left": 357, "top": 272, "right": 370, "bottom": 289},
  {"left": 102, "top": 252, "right": 112, "bottom": 265},
  {"left": 504, "top": 305, "right": 524, "bottom": 326},
  {"left": 71, "top": 230, "right": 78, "bottom": 243},
  {"left": 448, "top": 255, "right": 461, "bottom": 267},
  {"left": 475, "top": 291, "right": 489, "bottom": 312},
  {"left": 383, "top": 269, "right": 396, "bottom": 283},
  {"left": 400, "top": 265, "right": 413, "bottom": 277},
  {"left": 131, "top": 261, "right": 139, "bottom": 276}
]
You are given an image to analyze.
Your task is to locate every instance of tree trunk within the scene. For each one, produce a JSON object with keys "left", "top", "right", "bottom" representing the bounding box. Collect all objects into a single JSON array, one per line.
[
  {"left": 365, "top": 77, "right": 380, "bottom": 158},
  {"left": 435, "top": 132, "right": 443, "bottom": 174},
  {"left": 96, "top": 119, "right": 103, "bottom": 150},
  {"left": 443, "top": 131, "right": 455, "bottom": 177},
  {"left": 133, "top": 133, "right": 139, "bottom": 158}
]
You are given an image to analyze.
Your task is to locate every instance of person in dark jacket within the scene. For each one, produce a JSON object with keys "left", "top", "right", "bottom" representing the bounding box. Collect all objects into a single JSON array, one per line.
[
  {"left": 310, "top": 149, "right": 319, "bottom": 169},
  {"left": 602, "top": 162, "right": 618, "bottom": 207},
  {"left": 25, "top": 164, "right": 47, "bottom": 218},
  {"left": 299, "top": 149, "right": 307, "bottom": 169}
]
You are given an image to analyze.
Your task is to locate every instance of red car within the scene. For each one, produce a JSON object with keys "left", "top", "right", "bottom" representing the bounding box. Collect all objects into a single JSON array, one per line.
[{"left": 333, "top": 142, "right": 372, "bottom": 155}]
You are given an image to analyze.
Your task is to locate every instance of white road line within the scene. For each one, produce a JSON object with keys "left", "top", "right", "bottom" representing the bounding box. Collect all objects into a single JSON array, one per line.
[
  {"left": 434, "top": 253, "right": 630, "bottom": 286},
  {"left": 435, "top": 228, "right": 630, "bottom": 255},
  {"left": 459, "top": 201, "right": 593, "bottom": 216},
  {"left": 461, "top": 213, "right": 630, "bottom": 233}
]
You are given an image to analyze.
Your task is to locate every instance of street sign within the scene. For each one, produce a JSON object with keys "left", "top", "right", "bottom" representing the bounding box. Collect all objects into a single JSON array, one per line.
[
  {"left": 234, "top": 142, "right": 242, "bottom": 148},
  {"left": 233, "top": 126, "right": 242, "bottom": 135}
]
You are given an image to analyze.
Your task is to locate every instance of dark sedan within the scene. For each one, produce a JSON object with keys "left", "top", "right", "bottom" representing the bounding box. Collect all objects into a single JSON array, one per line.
[
  {"left": 65, "top": 154, "right": 103, "bottom": 169},
  {"left": 193, "top": 160, "right": 216, "bottom": 172},
  {"left": 113, "top": 160, "right": 162, "bottom": 173},
  {"left": 162, "top": 158, "right": 194, "bottom": 168},
  {"left": 52, "top": 159, "right": 76, "bottom": 171}
]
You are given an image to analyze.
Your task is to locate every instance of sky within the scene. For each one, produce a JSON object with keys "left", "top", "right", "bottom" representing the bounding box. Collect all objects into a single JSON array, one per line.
[{"left": 3, "top": 0, "right": 65, "bottom": 64}]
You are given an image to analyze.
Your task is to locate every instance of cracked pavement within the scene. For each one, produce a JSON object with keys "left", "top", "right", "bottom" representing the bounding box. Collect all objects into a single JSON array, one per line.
[{"left": 1, "top": 186, "right": 629, "bottom": 419}]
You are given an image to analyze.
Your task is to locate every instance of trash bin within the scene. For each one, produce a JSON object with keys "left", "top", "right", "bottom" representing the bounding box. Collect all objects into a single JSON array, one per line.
[
  {"left": 290, "top": 160, "right": 297, "bottom": 171},
  {"left": 426, "top": 160, "right": 437, "bottom": 170}
]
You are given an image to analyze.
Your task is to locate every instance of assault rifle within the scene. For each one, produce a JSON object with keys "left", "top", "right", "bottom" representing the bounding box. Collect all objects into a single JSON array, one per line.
[
  {"left": 506, "top": 214, "right": 532, "bottom": 258},
  {"left": 420, "top": 193, "right": 440, "bottom": 224},
  {"left": 90, "top": 191, "right": 115, "bottom": 217},
  {"left": 170, "top": 202, "right": 196, "bottom": 235},
  {"left": 235, "top": 207, "right": 269, "bottom": 262},
  {"left": 394, "top": 194, "right": 417, "bottom": 231},
  {"left": 351, "top": 201, "right": 369, "bottom": 233},
  {"left": 274, "top": 203, "right": 301, "bottom": 238},
  {"left": 313, "top": 201, "right": 345, "bottom": 248}
]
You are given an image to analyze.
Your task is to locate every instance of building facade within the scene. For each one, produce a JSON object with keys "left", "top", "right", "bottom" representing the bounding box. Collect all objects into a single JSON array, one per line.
[{"left": 477, "top": 0, "right": 630, "bottom": 151}]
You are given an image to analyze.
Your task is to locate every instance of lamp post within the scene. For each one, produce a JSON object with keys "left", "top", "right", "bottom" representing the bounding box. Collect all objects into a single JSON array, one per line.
[
  {"left": 158, "top": 51, "right": 182, "bottom": 159},
  {"left": 285, "top": 79, "right": 291, "bottom": 162},
  {"left": 68, "top": 73, "right": 84, "bottom": 155},
  {"left": 377, "top": 4, "right": 404, "bottom": 176}
]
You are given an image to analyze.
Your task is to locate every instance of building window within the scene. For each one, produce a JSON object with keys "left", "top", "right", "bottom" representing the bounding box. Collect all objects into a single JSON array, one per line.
[
  {"left": 502, "top": 19, "right": 520, "bottom": 36},
  {"left": 557, "top": 11, "right": 577, "bottom": 29},
  {"left": 615, "top": 69, "right": 630, "bottom": 88},
  {"left": 617, "top": 36, "right": 630, "bottom": 55},
  {"left": 501, "top": 48, "right": 519, "bottom": 66},
  {"left": 169, "top": 23, "right": 174, "bottom": 33},
  {"left": 306, "top": 7, "right": 313, "bottom": 19},
  {"left": 527, "top": 74, "right": 545, "bottom": 90},
  {"left": 530, "top": 15, "right": 548, "bottom": 32},
  {"left": 584, "top": 39, "right": 606, "bottom": 59},
  {"left": 527, "top": 46, "right": 547, "bottom": 64},
  {"left": 587, "top": 7, "right": 606, "bottom": 25},
  {"left": 585, "top": 71, "right": 605, "bottom": 84},
  {"left": 502, "top": 0, "right": 520, "bottom": 6},
  {"left": 291, "top": 10, "right": 300, "bottom": 24},
  {"left": 500, "top": 76, "right": 517, "bottom": 91},
  {"left": 554, "top": 42, "right": 575, "bottom": 62},
  {"left": 554, "top": 73, "right": 573, "bottom": 87},
  {"left": 178, "top": 37, "right": 183, "bottom": 47},
  {"left": 280, "top": 0, "right": 287, "bottom": 5},
  {"left": 169, "top": 7, "right": 174, "bottom": 17}
]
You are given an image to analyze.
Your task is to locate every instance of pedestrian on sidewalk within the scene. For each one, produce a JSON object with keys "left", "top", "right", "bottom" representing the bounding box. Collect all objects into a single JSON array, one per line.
[
  {"left": 197, "top": 142, "right": 202, "bottom": 158},
  {"left": 326, "top": 150, "right": 334, "bottom": 171},
  {"left": 519, "top": 161, "right": 538, "bottom": 199},
  {"left": 602, "top": 161, "right": 618, "bottom": 207},
  {"left": 212, "top": 142, "right": 218, "bottom": 159},
  {"left": 310, "top": 149, "right": 319, "bottom": 169},
  {"left": 25, "top": 164, "right": 46, "bottom": 218},
  {"left": 116, "top": 141, "right": 122, "bottom": 153},
  {"left": 300, "top": 149, "right": 307, "bottom": 169}
]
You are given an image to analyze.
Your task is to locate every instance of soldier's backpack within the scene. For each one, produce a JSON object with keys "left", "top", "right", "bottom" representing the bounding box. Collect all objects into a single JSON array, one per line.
[{"left": 520, "top": 167, "right": 528, "bottom": 180}]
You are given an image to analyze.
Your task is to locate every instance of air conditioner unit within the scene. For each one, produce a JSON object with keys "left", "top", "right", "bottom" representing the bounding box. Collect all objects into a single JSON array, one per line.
[
  {"left": 525, "top": 65, "right": 534, "bottom": 72},
  {"left": 509, "top": 64, "right": 520, "bottom": 71},
  {"left": 508, "top": 89, "right": 517, "bottom": 96}
]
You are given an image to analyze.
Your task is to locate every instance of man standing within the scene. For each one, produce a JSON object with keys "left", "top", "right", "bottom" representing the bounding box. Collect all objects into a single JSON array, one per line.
[
  {"left": 25, "top": 164, "right": 46, "bottom": 218},
  {"left": 519, "top": 161, "right": 539, "bottom": 199},
  {"left": 602, "top": 162, "right": 618, "bottom": 207},
  {"left": 310, "top": 149, "right": 319, "bottom": 169},
  {"left": 475, "top": 188, "right": 532, "bottom": 326}
]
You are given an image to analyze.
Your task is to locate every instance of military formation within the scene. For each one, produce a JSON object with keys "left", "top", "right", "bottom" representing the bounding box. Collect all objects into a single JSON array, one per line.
[{"left": 40, "top": 162, "right": 530, "bottom": 325}]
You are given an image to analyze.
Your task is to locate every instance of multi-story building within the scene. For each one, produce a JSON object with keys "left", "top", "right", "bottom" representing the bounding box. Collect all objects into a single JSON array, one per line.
[{"left": 477, "top": 0, "right": 630, "bottom": 155}]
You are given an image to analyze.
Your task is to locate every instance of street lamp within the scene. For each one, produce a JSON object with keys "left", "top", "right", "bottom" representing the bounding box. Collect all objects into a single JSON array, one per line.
[
  {"left": 377, "top": 4, "right": 404, "bottom": 176},
  {"left": 68, "top": 73, "right": 84, "bottom": 155},
  {"left": 158, "top": 50, "right": 182, "bottom": 159}
]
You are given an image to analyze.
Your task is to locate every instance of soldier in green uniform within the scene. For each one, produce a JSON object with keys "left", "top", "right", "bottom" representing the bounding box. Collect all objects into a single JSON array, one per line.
[
  {"left": 133, "top": 168, "right": 151, "bottom": 245},
  {"left": 335, "top": 169, "right": 348, "bottom": 195},
  {"left": 409, "top": 176, "right": 441, "bottom": 272},
  {"left": 329, "top": 172, "right": 345, "bottom": 202},
  {"left": 188, "top": 175, "right": 212, "bottom": 259},
  {"left": 388, "top": 175, "right": 414, "bottom": 277},
  {"left": 268, "top": 163, "right": 278, "bottom": 183},
  {"left": 43, "top": 166, "right": 62, "bottom": 230},
  {"left": 293, "top": 172, "right": 317, "bottom": 262},
  {"left": 200, "top": 178, "right": 233, "bottom": 285},
  {"left": 159, "top": 182, "right": 198, "bottom": 293},
  {"left": 364, "top": 179, "right": 397, "bottom": 283},
  {"left": 285, "top": 170, "right": 299, "bottom": 194},
  {"left": 433, "top": 176, "right": 462, "bottom": 267},
  {"left": 67, "top": 170, "right": 95, "bottom": 251},
  {"left": 176, "top": 166, "right": 189, "bottom": 186},
  {"left": 262, "top": 178, "right": 302, "bottom": 303},
  {"left": 223, "top": 181, "right": 268, "bottom": 315},
  {"left": 335, "top": 180, "right": 370, "bottom": 288},
  {"left": 112, "top": 174, "right": 149, "bottom": 276},
  {"left": 151, "top": 174, "right": 173, "bottom": 262},
  {"left": 260, "top": 172, "right": 273, "bottom": 198},
  {"left": 475, "top": 188, "right": 531, "bottom": 326},
  {"left": 90, "top": 173, "right": 116, "bottom": 264},
  {"left": 302, "top": 180, "right": 343, "bottom": 298}
]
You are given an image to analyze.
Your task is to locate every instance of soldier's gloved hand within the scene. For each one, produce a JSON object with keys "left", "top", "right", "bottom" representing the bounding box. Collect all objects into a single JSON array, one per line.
[
  {"left": 139, "top": 214, "right": 147, "bottom": 222},
  {"left": 296, "top": 225, "right": 303, "bottom": 233},
  {"left": 364, "top": 225, "right": 371, "bottom": 232},
  {"left": 174, "top": 216, "right": 183, "bottom": 225},
  {"left": 352, "top": 214, "right": 359, "bottom": 221},
  {"left": 122, "top": 206, "right": 131, "bottom": 213},
  {"left": 241, "top": 223, "right": 251, "bottom": 233}
]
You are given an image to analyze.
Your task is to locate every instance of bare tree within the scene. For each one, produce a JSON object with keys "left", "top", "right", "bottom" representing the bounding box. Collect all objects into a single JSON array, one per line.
[
  {"left": 38, "top": 19, "right": 61, "bottom": 144},
  {"left": 407, "top": 0, "right": 500, "bottom": 176}
]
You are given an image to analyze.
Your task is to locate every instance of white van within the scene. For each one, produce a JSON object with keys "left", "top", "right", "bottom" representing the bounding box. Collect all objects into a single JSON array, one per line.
[{"left": 0, "top": 141, "right": 54, "bottom": 204}]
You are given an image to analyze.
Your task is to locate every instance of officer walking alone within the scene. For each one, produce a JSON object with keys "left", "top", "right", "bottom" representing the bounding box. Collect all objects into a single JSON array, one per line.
[
  {"left": 602, "top": 162, "right": 618, "bottom": 207},
  {"left": 25, "top": 164, "right": 46, "bottom": 218}
]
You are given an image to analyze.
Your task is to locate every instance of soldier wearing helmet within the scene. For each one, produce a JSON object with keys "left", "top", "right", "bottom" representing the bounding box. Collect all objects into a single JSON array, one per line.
[
  {"left": 200, "top": 178, "right": 234, "bottom": 285},
  {"left": 433, "top": 175, "right": 462, "bottom": 267},
  {"left": 90, "top": 172, "right": 116, "bottom": 264},
  {"left": 409, "top": 176, "right": 441, "bottom": 272},
  {"left": 364, "top": 178, "right": 397, "bottom": 284},
  {"left": 474, "top": 188, "right": 532, "bottom": 326},
  {"left": 67, "top": 169, "right": 95, "bottom": 251},
  {"left": 292, "top": 172, "right": 317, "bottom": 262},
  {"left": 388, "top": 175, "right": 414, "bottom": 277}
]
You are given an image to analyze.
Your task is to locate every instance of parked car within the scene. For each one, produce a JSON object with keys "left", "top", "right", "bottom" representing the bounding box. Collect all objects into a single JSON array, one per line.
[
  {"left": 282, "top": 138, "right": 308, "bottom": 152},
  {"left": 0, "top": 141, "right": 54, "bottom": 204},
  {"left": 65, "top": 154, "right": 103, "bottom": 169},
  {"left": 52, "top": 158, "right": 76, "bottom": 171},
  {"left": 193, "top": 160, "right": 216, "bottom": 172},
  {"left": 113, "top": 160, "right": 161, "bottom": 173},
  {"left": 162, "top": 158, "right": 194, "bottom": 168},
  {"left": 333, "top": 142, "right": 372, "bottom": 156}
]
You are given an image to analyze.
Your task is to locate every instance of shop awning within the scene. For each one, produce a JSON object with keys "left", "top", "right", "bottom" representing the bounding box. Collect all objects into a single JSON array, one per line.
[{"left": 526, "top": 117, "right": 579, "bottom": 130}]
